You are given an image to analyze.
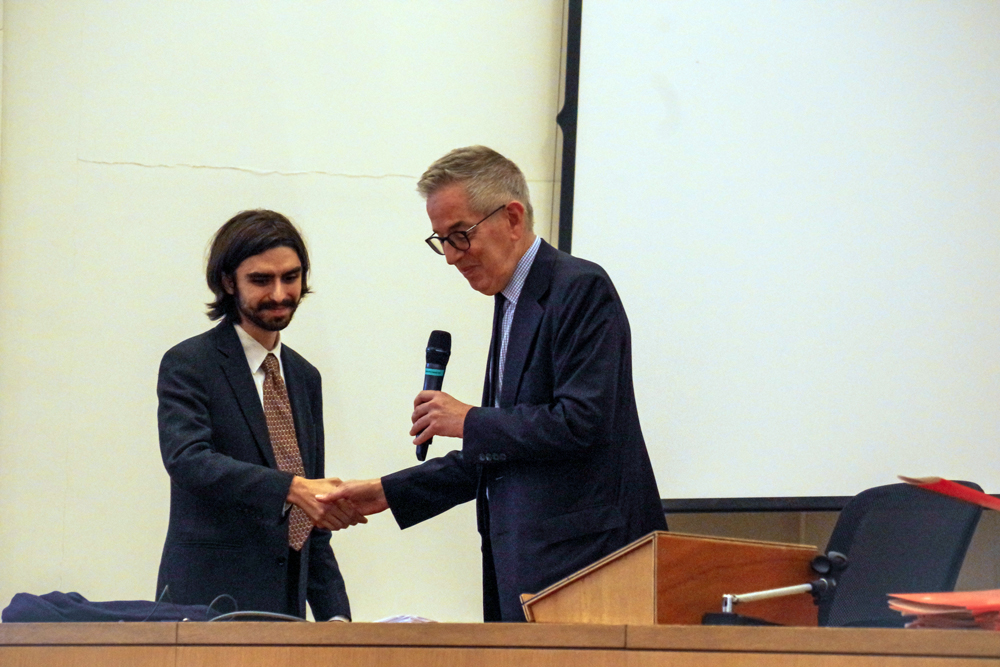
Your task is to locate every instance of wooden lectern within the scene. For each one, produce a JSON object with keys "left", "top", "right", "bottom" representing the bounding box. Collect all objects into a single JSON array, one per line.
[{"left": 520, "top": 531, "right": 819, "bottom": 625}]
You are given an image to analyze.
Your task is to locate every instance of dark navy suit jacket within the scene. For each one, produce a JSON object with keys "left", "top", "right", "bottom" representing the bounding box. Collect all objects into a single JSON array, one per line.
[
  {"left": 383, "top": 240, "right": 666, "bottom": 621},
  {"left": 156, "top": 321, "right": 349, "bottom": 620}
]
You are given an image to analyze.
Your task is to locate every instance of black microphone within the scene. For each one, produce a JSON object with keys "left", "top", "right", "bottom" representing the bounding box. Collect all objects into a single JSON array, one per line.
[{"left": 416, "top": 330, "right": 451, "bottom": 461}]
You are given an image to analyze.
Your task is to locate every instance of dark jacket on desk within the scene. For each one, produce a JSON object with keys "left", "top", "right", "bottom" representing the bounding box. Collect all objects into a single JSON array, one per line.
[
  {"left": 156, "top": 321, "right": 349, "bottom": 620},
  {"left": 383, "top": 240, "right": 666, "bottom": 621}
]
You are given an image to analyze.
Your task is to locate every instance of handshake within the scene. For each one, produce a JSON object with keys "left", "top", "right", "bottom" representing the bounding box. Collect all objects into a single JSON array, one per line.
[
  {"left": 286, "top": 388, "right": 471, "bottom": 531},
  {"left": 287, "top": 476, "right": 387, "bottom": 532}
]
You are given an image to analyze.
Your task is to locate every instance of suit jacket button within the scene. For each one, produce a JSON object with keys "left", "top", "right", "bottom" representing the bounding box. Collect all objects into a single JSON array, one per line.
[{"left": 277, "top": 556, "right": 287, "bottom": 566}]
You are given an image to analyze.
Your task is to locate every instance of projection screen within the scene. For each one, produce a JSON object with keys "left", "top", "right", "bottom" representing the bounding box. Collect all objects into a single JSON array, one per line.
[{"left": 571, "top": 1, "right": 1000, "bottom": 501}]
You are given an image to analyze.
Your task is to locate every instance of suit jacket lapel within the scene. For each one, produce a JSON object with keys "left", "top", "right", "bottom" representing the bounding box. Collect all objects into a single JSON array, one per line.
[
  {"left": 216, "top": 322, "right": 278, "bottom": 469},
  {"left": 499, "top": 240, "right": 555, "bottom": 407}
]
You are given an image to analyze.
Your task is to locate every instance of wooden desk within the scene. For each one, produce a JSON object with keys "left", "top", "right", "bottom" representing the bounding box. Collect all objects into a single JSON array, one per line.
[{"left": 2, "top": 622, "right": 999, "bottom": 666}]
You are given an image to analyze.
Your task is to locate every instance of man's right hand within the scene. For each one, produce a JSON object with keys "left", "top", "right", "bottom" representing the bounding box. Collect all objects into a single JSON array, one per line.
[
  {"left": 287, "top": 477, "right": 368, "bottom": 531},
  {"left": 316, "top": 478, "right": 389, "bottom": 525}
]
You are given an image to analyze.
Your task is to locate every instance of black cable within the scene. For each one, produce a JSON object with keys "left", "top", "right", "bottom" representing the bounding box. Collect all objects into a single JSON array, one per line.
[
  {"left": 206, "top": 593, "right": 239, "bottom": 619},
  {"left": 208, "top": 610, "right": 307, "bottom": 622},
  {"left": 139, "top": 584, "right": 174, "bottom": 622}
]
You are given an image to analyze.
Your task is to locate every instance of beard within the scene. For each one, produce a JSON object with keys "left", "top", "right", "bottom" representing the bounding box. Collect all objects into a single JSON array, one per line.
[{"left": 235, "top": 288, "right": 299, "bottom": 332}]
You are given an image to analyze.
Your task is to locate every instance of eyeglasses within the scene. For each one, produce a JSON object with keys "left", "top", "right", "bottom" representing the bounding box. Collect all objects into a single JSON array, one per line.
[{"left": 424, "top": 205, "right": 505, "bottom": 256}]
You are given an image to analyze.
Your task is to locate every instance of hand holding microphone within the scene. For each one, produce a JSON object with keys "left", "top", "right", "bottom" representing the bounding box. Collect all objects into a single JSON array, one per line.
[
  {"left": 411, "top": 331, "right": 475, "bottom": 460},
  {"left": 415, "top": 331, "right": 451, "bottom": 461}
]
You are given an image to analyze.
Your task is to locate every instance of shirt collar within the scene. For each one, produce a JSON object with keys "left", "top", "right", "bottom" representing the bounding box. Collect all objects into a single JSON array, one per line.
[
  {"left": 234, "top": 322, "right": 283, "bottom": 374},
  {"left": 500, "top": 236, "right": 542, "bottom": 307}
]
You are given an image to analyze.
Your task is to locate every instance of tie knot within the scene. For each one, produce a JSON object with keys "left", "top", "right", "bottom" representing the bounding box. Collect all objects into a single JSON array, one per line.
[{"left": 262, "top": 353, "right": 280, "bottom": 376}]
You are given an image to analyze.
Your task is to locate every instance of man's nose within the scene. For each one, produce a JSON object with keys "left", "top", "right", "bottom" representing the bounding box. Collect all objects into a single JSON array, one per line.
[
  {"left": 271, "top": 280, "right": 291, "bottom": 301},
  {"left": 444, "top": 243, "right": 462, "bottom": 266}
]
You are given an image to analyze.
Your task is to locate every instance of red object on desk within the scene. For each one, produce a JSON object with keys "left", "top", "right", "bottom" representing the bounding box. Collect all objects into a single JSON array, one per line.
[{"left": 898, "top": 475, "right": 1000, "bottom": 512}]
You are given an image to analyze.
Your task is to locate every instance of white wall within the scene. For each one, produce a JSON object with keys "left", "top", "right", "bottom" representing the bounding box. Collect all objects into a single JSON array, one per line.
[
  {"left": 0, "top": 0, "right": 4, "bottom": 166},
  {"left": 0, "top": 1, "right": 565, "bottom": 622}
]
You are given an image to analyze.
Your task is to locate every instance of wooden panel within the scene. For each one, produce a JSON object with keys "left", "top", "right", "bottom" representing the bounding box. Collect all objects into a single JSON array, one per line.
[
  {"left": 526, "top": 539, "right": 656, "bottom": 624},
  {"left": 0, "top": 622, "right": 176, "bottom": 645},
  {"left": 655, "top": 532, "right": 818, "bottom": 625},
  {"left": 4, "top": 622, "right": 999, "bottom": 667},
  {"left": 626, "top": 625, "right": 1000, "bottom": 658},
  {"left": 177, "top": 646, "right": 626, "bottom": 667},
  {"left": 177, "top": 621, "right": 626, "bottom": 648},
  {"left": 521, "top": 532, "right": 818, "bottom": 626},
  {"left": 626, "top": 652, "right": 999, "bottom": 667},
  {"left": 0, "top": 646, "right": 174, "bottom": 667}
]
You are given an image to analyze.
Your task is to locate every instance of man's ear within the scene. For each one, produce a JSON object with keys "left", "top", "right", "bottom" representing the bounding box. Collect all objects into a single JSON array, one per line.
[
  {"left": 222, "top": 274, "right": 235, "bottom": 295},
  {"left": 505, "top": 201, "right": 527, "bottom": 241}
]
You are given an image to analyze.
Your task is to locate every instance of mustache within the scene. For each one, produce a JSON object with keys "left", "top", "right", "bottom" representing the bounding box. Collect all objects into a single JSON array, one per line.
[{"left": 256, "top": 298, "right": 297, "bottom": 312}]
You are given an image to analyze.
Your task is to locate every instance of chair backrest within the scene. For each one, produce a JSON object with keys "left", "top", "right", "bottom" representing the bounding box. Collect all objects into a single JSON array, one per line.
[{"left": 819, "top": 481, "right": 983, "bottom": 627}]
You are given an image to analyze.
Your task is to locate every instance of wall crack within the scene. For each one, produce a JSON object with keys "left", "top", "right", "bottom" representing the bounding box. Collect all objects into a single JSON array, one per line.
[{"left": 77, "top": 157, "right": 416, "bottom": 180}]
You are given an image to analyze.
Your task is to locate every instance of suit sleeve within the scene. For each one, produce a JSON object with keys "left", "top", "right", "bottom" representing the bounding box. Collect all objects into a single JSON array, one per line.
[
  {"left": 462, "top": 270, "right": 629, "bottom": 463},
  {"left": 157, "top": 346, "right": 293, "bottom": 519},
  {"left": 382, "top": 450, "right": 479, "bottom": 529},
  {"left": 300, "top": 369, "right": 352, "bottom": 620},
  {"left": 306, "top": 528, "right": 350, "bottom": 620}
]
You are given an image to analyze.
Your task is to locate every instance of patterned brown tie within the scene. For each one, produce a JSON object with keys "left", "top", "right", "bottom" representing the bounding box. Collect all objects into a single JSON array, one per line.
[{"left": 262, "top": 353, "right": 311, "bottom": 551}]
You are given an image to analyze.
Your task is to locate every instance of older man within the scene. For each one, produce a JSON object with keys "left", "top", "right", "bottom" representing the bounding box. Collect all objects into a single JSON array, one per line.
[{"left": 324, "top": 147, "right": 666, "bottom": 621}]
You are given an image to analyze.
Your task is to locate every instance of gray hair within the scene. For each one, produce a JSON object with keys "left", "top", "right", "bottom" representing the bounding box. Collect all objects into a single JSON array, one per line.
[{"left": 417, "top": 146, "right": 534, "bottom": 231}]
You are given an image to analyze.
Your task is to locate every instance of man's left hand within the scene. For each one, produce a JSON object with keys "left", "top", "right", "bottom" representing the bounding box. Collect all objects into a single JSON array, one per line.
[{"left": 410, "top": 390, "right": 472, "bottom": 445}]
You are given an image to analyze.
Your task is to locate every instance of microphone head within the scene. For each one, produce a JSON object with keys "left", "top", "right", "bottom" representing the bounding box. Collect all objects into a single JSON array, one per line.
[{"left": 426, "top": 330, "right": 452, "bottom": 365}]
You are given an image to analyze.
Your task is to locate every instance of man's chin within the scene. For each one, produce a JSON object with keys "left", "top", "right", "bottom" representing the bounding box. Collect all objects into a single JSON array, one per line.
[
  {"left": 246, "top": 311, "right": 295, "bottom": 332},
  {"left": 262, "top": 315, "right": 293, "bottom": 331},
  {"left": 463, "top": 275, "right": 495, "bottom": 296}
]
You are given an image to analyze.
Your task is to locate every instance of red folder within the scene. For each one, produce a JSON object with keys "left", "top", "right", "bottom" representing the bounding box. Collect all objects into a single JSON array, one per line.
[
  {"left": 888, "top": 590, "right": 1000, "bottom": 629},
  {"left": 889, "top": 589, "right": 1000, "bottom": 615},
  {"left": 898, "top": 476, "right": 1000, "bottom": 512}
]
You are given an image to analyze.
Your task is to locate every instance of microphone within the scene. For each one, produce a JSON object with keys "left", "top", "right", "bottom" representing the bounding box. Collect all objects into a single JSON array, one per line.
[{"left": 416, "top": 330, "right": 451, "bottom": 461}]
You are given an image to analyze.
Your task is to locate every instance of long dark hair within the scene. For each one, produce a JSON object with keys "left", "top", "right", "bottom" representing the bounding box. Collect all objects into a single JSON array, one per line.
[{"left": 205, "top": 209, "right": 312, "bottom": 321}]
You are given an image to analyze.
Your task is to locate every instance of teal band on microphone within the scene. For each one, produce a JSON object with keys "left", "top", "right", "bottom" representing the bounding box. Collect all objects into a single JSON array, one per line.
[{"left": 425, "top": 368, "right": 445, "bottom": 377}]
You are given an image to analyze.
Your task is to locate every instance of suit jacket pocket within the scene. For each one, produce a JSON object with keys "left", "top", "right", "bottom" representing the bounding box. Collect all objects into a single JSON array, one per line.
[
  {"left": 533, "top": 504, "right": 625, "bottom": 545},
  {"left": 173, "top": 540, "right": 243, "bottom": 550}
]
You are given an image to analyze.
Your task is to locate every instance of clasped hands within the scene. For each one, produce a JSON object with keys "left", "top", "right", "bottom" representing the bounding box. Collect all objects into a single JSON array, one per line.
[
  {"left": 287, "top": 476, "right": 368, "bottom": 531},
  {"left": 306, "top": 390, "right": 473, "bottom": 531}
]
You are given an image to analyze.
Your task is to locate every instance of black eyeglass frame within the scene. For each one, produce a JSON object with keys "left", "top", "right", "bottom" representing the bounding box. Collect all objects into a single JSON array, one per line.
[{"left": 424, "top": 205, "right": 506, "bottom": 256}]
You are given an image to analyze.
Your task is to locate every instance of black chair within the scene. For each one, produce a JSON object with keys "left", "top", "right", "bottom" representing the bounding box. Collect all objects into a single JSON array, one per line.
[
  {"left": 818, "top": 481, "right": 983, "bottom": 627},
  {"left": 703, "top": 481, "right": 983, "bottom": 628}
]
